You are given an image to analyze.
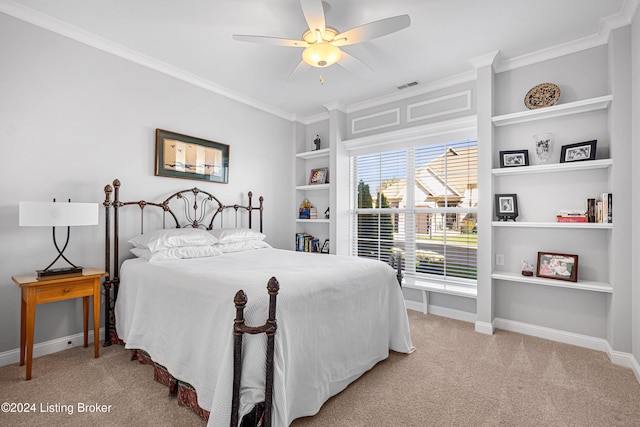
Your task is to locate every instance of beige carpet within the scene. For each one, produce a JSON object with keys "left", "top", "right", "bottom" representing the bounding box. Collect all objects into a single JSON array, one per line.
[{"left": 1, "top": 311, "right": 639, "bottom": 426}]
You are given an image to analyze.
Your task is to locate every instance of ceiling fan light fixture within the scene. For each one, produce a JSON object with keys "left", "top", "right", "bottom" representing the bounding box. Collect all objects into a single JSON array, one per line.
[{"left": 302, "top": 43, "right": 341, "bottom": 68}]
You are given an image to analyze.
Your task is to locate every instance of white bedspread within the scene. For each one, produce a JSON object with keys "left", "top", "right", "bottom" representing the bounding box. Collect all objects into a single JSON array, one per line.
[{"left": 115, "top": 248, "right": 413, "bottom": 426}]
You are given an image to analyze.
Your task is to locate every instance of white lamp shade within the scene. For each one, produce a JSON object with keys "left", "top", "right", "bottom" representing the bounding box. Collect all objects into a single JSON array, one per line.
[{"left": 19, "top": 201, "right": 99, "bottom": 227}]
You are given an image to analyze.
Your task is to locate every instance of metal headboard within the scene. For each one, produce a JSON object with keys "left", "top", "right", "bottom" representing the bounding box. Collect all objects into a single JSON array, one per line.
[{"left": 101, "top": 178, "right": 264, "bottom": 346}]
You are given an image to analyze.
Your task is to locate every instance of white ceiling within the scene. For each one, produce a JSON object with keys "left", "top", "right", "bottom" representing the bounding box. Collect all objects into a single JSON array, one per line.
[{"left": 3, "top": 0, "right": 635, "bottom": 120}]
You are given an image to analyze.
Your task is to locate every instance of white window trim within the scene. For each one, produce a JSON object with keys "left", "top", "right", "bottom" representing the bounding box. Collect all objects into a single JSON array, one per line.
[{"left": 351, "top": 143, "right": 478, "bottom": 292}]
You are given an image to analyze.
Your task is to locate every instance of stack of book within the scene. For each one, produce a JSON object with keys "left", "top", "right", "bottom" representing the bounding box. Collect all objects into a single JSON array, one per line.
[
  {"left": 556, "top": 210, "right": 588, "bottom": 223},
  {"left": 295, "top": 233, "right": 320, "bottom": 252},
  {"left": 299, "top": 207, "right": 318, "bottom": 219}
]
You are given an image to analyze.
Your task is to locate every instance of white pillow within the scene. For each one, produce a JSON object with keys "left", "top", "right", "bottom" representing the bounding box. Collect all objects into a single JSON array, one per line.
[
  {"left": 210, "top": 227, "right": 266, "bottom": 244},
  {"left": 218, "top": 240, "right": 272, "bottom": 253},
  {"left": 130, "top": 245, "right": 222, "bottom": 262},
  {"left": 128, "top": 228, "right": 219, "bottom": 253}
]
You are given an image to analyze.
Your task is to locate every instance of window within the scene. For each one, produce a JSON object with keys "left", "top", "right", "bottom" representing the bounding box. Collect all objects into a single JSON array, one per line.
[{"left": 351, "top": 139, "right": 478, "bottom": 287}]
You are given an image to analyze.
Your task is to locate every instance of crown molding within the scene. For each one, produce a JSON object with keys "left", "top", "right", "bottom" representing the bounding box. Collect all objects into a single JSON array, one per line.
[
  {"left": 295, "top": 111, "right": 330, "bottom": 125},
  {"left": 3, "top": 0, "right": 637, "bottom": 124},
  {"left": 468, "top": 50, "right": 501, "bottom": 70},
  {"left": 323, "top": 101, "right": 347, "bottom": 113},
  {"left": 495, "top": 0, "right": 639, "bottom": 73},
  {"left": 0, "top": 0, "right": 295, "bottom": 122}
]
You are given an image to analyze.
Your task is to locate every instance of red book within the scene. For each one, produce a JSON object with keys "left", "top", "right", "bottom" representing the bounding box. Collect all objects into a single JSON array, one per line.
[{"left": 557, "top": 216, "right": 588, "bottom": 223}]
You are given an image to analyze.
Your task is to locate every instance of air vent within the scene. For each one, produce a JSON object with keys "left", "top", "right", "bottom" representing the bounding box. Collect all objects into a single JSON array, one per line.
[{"left": 397, "top": 81, "right": 419, "bottom": 90}]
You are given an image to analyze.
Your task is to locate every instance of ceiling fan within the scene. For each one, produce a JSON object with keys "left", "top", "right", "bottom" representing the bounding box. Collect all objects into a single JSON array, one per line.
[{"left": 232, "top": 0, "right": 411, "bottom": 78}]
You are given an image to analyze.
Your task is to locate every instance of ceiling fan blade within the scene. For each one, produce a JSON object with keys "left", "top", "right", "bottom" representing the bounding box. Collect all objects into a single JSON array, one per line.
[
  {"left": 333, "top": 15, "right": 411, "bottom": 47},
  {"left": 300, "top": 0, "right": 326, "bottom": 40},
  {"left": 233, "top": 34, "right": 308, "bottom": 47},
  {"left": 287, "top": 60, "right": 312, "bottom": 81},
  {"left": 337, "top": 51, "right": 372, "bottom": 76}
]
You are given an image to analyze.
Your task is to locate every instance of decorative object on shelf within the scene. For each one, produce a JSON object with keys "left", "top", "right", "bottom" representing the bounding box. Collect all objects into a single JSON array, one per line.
[
  {"left": 320, "top": 239, "right": 330, "bottom": 254},
  {"left": 314, "top": 135, "right": 321, "bottom": 151},
  {"left": 155, "top": 129, "right": 229, "bottom": 183},
  {"left": 499, "top": 150, "right": 529, "bottom": 168},
  {"left": 532, "top": 132, "right": 554, "bottom": 164},
  {"left": 536, "top": 252, "right": 578, "bottom": 282},
  {"left": 19, "top": 200, "right": 99, "bottom": 278},
  {"left": 521, "top": 260, "right": 534, "bottom": 276},
  {"left": 494, "top": 194, "right": 518, "bottom": 221},
  {"left": 299, "top": 199, "right": 317, "bottom": 219},
  {"left": 560, "top": 140, "right": 597, "bottom": 163},
  {"left": 324, "top": 207, "right": 330, "bottom": 219},
  {"left": 524, "top": 83, "right": 560, "bottom": 109},
  {"left": 309, "top": 167, "right": 328, "bottom": 185}
]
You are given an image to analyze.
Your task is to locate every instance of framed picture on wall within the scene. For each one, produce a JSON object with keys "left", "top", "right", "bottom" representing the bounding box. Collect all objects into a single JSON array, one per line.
[
  {"left": 155, "top": 129, "right": 229, "bottom": 183},
  {"left": 536, "top": 252, "right": 578, "bottom": 282}
]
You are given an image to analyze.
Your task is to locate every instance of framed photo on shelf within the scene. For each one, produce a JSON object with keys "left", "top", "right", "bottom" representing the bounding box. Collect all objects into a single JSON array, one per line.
[
  {"left": 494, "top": 194, "right": 518, "bottom": 221},
  {"left": 560, "top": 140, "right": 597, "bottom": 163},
  {"left": 499, "top": 150, "right": 529, "bottom": 168},
  {"left": 320, "top": 239, "right": 330, "bottom": 254},
  {"left": 155, "top": 129, "right": 229, "bottom": 183},
  {"left": 536, "top": 252, "right": 578, "bottom": 282},
  {"left": 309, "top": 167, "right": 328, "bottom": 185}
]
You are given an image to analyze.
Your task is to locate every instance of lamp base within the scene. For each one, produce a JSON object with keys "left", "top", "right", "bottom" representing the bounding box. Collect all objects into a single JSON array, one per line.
[{"left": 37, "top": 266, "right": 84, "bottom": 279}]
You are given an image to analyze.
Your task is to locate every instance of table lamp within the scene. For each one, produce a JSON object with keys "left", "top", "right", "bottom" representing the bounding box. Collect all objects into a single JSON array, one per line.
[{"left": 19, "top": 200, "right": 99, "bottom": 278}]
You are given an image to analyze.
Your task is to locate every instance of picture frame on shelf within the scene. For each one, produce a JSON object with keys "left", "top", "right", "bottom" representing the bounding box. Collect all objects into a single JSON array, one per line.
[
  {"left": 155, "top": 129, "right": 229, "bottom": 183},
  {"left": 560, "top": 140, "right": 597, "bottom": 163},
  {"left": 320, "top": 239, "right": 330, "bottom": 254},
  {"left": 494, "top": 194, "right": 518, "bottom": 221},
  {"left": 499, "top": 150, "right": 529, "bottom": 168},
  {"left": 536, "top": 252, "right": 578, "bottom": 282},
  {"left": 309, "top": 167, "right": 328, "bottom": 185}
]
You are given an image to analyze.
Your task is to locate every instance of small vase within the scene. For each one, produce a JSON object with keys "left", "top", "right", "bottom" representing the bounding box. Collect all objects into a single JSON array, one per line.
[{"left": 533, "top": 132, "right": 553, "bottom": 164}]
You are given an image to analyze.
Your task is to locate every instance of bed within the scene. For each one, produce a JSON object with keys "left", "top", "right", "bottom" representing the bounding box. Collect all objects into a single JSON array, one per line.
[{"left": 102, "top": 179, "right": 414, "bottom": 427}]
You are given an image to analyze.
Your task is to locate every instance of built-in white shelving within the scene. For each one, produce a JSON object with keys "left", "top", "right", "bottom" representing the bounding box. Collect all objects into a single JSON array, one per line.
[
  {"left": 492, "top": 271, "right": 612, "bottom": 293},
  {"left": 492, "top": 93, "right": 614, "bottom": 298},
  {"left": 492, "top": 158, "right": 612, "bottom": 176},
  {"left": 296, "top": 218, "right": 330, "bottom": 224},
  {"left": 492, "top": 95, "right": 613, "bottom": 127},
  {"left": 492, "top": 221, "right": 612, "bottom": 229},
  {"left": 296, "top": 148, "right": 330, "bottom": 160},
  {"left": 295, "top": 184, "right": 330, "bottom": 191},
  {"left": 295, "top": 133, "right": 331, "bottom": 253}
]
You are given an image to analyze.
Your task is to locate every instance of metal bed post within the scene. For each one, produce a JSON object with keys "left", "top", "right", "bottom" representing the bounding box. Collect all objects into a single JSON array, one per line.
[{"left": 231, "top": 277, "right": 279, "bottom": 427}]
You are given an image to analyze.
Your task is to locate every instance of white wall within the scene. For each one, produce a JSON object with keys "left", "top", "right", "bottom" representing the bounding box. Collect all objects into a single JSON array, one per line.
[
  {"left": 632, "top": 7, "right": 640, "bottom": 375},
  {"left": 0, "top": 14, "right": 294, "bottom": 354}
]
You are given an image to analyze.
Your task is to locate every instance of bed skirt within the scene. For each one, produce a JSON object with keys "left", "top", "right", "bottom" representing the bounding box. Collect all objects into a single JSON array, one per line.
[{"left": 111, "top": 327, "right": 211, "bottom": 422}]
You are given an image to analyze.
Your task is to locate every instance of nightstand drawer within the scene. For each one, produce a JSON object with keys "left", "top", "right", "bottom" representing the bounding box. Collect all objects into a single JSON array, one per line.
[{"left": 35, "top": 280, "right": 95, "bottom": 304}]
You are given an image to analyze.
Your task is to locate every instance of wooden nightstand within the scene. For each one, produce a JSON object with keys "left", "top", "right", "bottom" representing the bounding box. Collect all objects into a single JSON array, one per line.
[{"left": 12, "top": 268, "right": 107, "bottom": 380}]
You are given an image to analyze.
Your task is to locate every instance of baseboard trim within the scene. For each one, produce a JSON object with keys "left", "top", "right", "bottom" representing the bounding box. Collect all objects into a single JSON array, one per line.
[
  {"left": 404, "top": 300, "right": 424, "bottom": 313},
  {"left": 604, "top": 341, "right": 636, "bottom": 370},
  {"left": 494, "top": 318, "right": 609, "bottom": 352},
  {"left": 406, "top": 300, "right": 476, "bottom": 324},
  {"left": 474, "top": 320, "right": 495, "bottom": 335},
  {"left": 631, "top": 354, "right": 640, "bottom": 383},
  {"left": 427, "top": 305, "right": 477, "bottom": 324},
  {"left": 0, "top": 328, "right": 104, "bottom": 367}
]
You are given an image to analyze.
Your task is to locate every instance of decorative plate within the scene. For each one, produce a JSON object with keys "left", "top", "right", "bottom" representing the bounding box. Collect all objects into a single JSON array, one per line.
[{"left": 524, "top": 83, "right": 560, "bottom": 109}]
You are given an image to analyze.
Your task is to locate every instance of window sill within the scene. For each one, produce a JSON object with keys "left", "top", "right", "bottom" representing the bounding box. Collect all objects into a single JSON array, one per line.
[{"left": 403, "top": 276, "right": 477, "bottom": 299}]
